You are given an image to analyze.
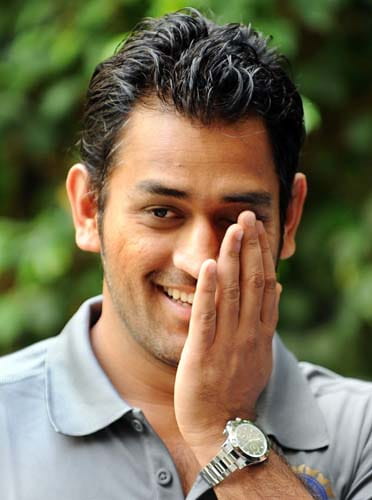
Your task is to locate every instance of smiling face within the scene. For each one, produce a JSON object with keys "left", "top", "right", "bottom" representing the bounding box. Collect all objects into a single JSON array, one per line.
[{"left": 67, "top": 103, "right": 306, "bottom": 367}]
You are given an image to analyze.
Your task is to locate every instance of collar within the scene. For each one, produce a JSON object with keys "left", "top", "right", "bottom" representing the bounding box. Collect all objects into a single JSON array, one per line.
[
  {"left": 256, "top": 334, "right": 329, "bottom": 451},
  {"left": 46, "top": 296, "right": 132, "bottom": 436},
  {"left": 46, "top": 297, "right": 329, "bottom": 450}
]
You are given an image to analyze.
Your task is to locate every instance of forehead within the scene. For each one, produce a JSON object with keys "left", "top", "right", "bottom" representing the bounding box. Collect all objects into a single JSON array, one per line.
[{"left": 109, "top": 104, "right": 278, "bottom": 201}]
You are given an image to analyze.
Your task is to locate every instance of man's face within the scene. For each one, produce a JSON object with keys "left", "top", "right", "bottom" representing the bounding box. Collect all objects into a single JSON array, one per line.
[{"left": 99, "top": 106, "right": 282, "bottom": 366}]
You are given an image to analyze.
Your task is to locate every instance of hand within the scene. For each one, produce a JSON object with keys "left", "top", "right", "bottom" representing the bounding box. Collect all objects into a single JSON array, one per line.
[{"left": 174, "top": 211, "right": 281, "bottom": 461}]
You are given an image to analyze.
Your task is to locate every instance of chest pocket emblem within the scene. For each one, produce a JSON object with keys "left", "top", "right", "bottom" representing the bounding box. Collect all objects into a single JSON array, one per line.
[{"left": 291, "top": 464, "right": 335, "bottom": 499}]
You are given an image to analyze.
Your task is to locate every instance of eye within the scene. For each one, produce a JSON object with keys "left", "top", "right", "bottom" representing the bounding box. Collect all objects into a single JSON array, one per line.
[
  {"left": 254, "top": 213, "right": 270, "bottom": 223},
  {"left": 152, "top": 208, "right": 166, "bottom": 218},
  {"left": 151, "top": 207, "right": 174, "bottom": 218}
]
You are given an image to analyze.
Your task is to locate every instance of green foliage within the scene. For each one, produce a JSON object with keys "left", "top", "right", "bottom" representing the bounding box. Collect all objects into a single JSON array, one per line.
[{"left": 1, "top": 0, "right": 371, "bottom": 378}]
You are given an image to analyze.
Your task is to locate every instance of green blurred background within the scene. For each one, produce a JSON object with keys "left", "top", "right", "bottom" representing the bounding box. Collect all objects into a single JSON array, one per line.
[{"left": 1, "top": 0, "right": 371, "bottom": 378}]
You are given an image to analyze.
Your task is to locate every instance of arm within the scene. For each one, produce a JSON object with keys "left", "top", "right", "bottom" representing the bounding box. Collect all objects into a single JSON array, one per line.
[
  {"left": 174, "top": 211, "right": 313, "bottom": 499},
  {"left": 196, "top": 449, "right": 313, "bottom": 499}
]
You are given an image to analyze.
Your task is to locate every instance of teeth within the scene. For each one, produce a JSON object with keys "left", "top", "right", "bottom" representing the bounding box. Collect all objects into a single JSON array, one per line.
[{"left": 164, "top": 287, "right": 194, "bottom": 305}]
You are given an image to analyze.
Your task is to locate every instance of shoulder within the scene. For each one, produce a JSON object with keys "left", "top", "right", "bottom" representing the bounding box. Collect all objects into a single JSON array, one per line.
[
  {"left": 0, "top": 339, "right": 56, "bottom": 446},
  {"left": 298, "top": 363, "right": 372, "bottom": 497},
  {"left": 299, "top": 361, "right": 372, "bottom": 424},
  {"left": 299, "top": 361, "right": 372, "bottom": 402},
  {"left": 0, "top": 338, "right": 53, "bottom": 386},
  {"left": 301, "top": 362, "right": 372, "bottom": 486}
]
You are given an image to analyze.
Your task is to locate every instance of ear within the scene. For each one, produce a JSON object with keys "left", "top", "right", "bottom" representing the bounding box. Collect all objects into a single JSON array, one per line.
[
  {"left": 279, "top": 172, "right": 307, "bottom": 260},
  {"left": 66, "top": 163, "right": 101, "bottom": 253}
]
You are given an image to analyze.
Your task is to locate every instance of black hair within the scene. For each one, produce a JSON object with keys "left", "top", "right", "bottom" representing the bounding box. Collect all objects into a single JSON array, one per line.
[{"left": 80, "top": 8, "right": 305, "bottom": 230}]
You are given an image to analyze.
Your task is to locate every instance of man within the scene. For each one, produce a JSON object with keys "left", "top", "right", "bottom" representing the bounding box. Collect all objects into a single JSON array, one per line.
[{"left": 1, "top": 9, "right": 371, "bottom": 500}]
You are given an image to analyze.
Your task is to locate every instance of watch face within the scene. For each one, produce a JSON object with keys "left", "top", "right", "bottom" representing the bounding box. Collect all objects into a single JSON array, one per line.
[{"left": 235, "top": 423, "right": 268, "bottom": 457}]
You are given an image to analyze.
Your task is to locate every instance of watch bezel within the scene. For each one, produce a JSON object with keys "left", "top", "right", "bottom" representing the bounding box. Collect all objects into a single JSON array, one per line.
[{"left": 225, "top": 418, "right": 270, "bottom": 461}]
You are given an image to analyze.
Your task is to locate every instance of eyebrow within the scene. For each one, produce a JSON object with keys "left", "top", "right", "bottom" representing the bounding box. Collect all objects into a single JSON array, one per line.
[
  {"left": 136, "top": 180, "right": 272, "bottom": 206},
  {"left": 136, "top": 180, "right": 188, "bottom": 199},
  {"left": 222, "top": 192, "right": 272, "bottom": 206}
]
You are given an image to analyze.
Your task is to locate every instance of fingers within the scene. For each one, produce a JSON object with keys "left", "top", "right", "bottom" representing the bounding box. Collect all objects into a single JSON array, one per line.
[
  {"left": 187, "top": 223, "right": 244, "bottom": 353},
  {"left": 215, "top": 224, "right": 243, "bottom": 336},
  {"left": 187, "top": 213, "right": 281, "bottom": 354},
  {"left": 257, "top": 221, "right": 280, "bottom": 329},
  {"left": 236, "top": 213, "right": 281, "bottom": 338},
  {"left": 237, "top": 211, "right": 265, "bottom": 334},
  {"left": 187, "top": 259, "right": 217, "bottom": 353}
]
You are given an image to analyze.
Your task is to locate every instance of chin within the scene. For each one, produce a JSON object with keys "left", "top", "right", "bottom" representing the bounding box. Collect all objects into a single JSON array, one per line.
[{"left": 143, "top": 334, "right": 185, "bottom": 368}]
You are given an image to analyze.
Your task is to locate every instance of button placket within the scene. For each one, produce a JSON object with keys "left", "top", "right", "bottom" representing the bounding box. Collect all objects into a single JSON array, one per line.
[{"left": 131, "top": 408, "right": 184, "bottom": 496}]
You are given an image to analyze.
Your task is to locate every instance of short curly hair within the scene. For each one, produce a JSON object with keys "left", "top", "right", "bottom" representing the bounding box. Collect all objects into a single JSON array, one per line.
[{"left": 80, "top": 8, "right": 305, "bottom": 230}]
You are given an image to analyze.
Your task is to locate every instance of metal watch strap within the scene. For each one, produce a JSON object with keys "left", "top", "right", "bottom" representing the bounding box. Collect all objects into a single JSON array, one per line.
[{"left": 200, "top": 443, "right": 248, "bottom": 487}]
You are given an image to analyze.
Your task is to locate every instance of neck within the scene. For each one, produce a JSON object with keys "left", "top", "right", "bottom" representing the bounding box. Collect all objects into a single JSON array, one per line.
[{"left": 91, "top": 295, "right": 178, "bottom": 415}]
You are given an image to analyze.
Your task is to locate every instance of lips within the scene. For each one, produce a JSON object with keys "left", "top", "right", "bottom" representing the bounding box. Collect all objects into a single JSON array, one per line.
[{"left": 152, "top": 283, "right": 195, "bottom": 323}]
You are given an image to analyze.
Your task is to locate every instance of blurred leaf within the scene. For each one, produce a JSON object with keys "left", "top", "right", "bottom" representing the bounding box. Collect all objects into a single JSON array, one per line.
[
  {"left": 302, "top": 96, "right": 322, "bottom": 134},
  {"left": 345, "top": 113, "right": 372, "bottom": 154},
  {"left": 348, "top": 268, "right": 372, "bottom": 323},
  {"left": 0, "top": 291, "right": 26, "bottom": 347},
  {"left": 76, "top": 0, "right": 117, "bottom": 30},
  {"left": 256, "top": 18, "right": 299, "bottom": 58},
  {"left": 0, "top": 218, "right": 24, "bottom": 272},
  {"left": 99, "top": 33, "right": 128, "bottom": 61},
  {"left": 289, "top": 0, "right": 340, "bottom": 31},
  {"left": 17, "top": 209, "right": 74, "bottom": 284},
  {"left": 50, "top": 28, "right": 82, "bottom": 69},
  {"left": 40, "top": 77, "right": 81, "bottom": 121},
  {"left": 147, "top": 0, "right": 207, "bottom": 17},
  {"left": 15, "top": 1, "right": 55, "bottom": 32},
  {"left": 280, "top": 287, "right": 313, "bottom": 329},
  {"left": 0, "top": 286, "right": 62, "bottom": 349}
]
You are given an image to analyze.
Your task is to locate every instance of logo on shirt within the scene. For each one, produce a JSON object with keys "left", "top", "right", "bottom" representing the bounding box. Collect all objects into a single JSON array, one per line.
[{"left": 291, "top": 464, "right": 335, "bottom": 499}]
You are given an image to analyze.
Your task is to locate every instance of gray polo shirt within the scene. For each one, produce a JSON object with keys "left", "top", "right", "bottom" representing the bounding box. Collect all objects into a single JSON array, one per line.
[{"left": 0, "top": 297, "right": 371, "bottom": 500}]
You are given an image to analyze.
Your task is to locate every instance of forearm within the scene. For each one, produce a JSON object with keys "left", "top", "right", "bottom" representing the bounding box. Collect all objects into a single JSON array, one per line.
[{"left": 198, "top": 450, "right": 314, "bottom": 500}]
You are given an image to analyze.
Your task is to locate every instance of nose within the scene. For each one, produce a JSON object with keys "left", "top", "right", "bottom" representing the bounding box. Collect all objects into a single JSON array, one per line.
[{"left": 172, "top": 218, "right": 220, "bottom": 280}]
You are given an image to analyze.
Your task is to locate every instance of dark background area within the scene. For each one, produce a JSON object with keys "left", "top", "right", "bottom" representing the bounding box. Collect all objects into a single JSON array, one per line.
[{"left": 1, "top": 0, "right": 371, "bottom": 378}]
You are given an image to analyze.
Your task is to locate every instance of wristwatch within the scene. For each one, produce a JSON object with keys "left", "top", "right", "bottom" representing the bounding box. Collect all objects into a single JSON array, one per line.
[{"left": 200, "top": 418, "right": 270, "bottom": 487}]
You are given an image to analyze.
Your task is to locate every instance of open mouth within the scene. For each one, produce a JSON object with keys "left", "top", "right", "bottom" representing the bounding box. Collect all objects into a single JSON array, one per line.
[{"left": 158, "top": 286, "right": 194, "bottom": 306}]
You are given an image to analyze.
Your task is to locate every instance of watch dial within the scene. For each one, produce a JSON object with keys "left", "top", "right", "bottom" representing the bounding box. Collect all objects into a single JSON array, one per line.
[{"left": 236, "top": 423, "right": 267, "bottom": 457}]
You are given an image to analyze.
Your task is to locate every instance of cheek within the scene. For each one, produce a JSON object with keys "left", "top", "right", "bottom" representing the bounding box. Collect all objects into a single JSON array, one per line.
[
  {"left": 265, "top": 226, "right": 281, "bottom": 264},
  {"left": 105, "top": 230, "right": 174, "bottom": 275},
  {"left": 268, "top": 239, "right": 279, "bottom": 265}
]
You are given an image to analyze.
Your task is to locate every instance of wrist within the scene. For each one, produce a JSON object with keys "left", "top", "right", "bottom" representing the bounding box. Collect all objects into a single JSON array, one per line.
[
  {"left": 179, "top": 411, "right": 256, "bottom": 449},
  {"left": 184, "top": 430, "right": 225, "bottom": 465},
  {"left": 191, "top": 442, "right": 224, "bottom": 467},
  {"left": 180, "top": 412, "right": 258, "bottom": 464},
  {"left": 199, "top": 418, "right": 270, "bottom": 488}
]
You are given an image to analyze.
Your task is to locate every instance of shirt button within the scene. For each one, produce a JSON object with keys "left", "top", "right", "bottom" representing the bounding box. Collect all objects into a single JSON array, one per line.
[
  {"left": 156, "top": 468, "right": 172, "bottom": 486},
  {"left": 131, "top": 418, "right": 144, "bottom": 433}
]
